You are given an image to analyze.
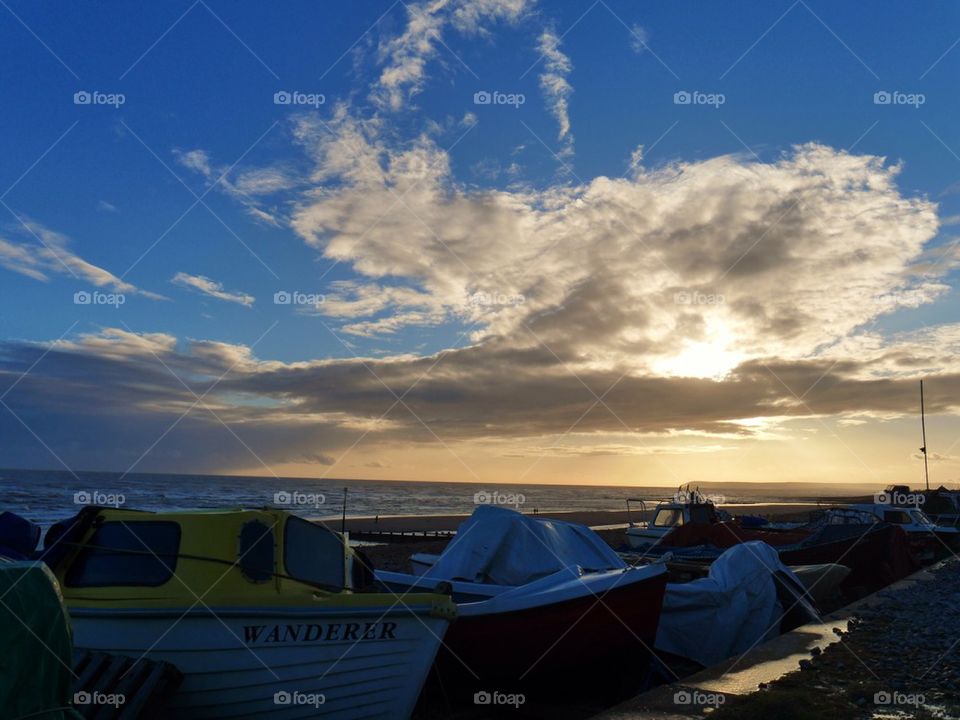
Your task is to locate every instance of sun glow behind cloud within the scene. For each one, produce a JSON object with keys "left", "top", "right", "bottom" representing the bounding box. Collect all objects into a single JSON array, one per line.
[{"left": 653, "top": 319, "right": 746, "bottom": 379}]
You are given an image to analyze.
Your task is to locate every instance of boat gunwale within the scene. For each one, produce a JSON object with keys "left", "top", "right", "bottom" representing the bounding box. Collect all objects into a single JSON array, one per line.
[{"left": 67, "top": 602, "right": 448, "bottom": 618}]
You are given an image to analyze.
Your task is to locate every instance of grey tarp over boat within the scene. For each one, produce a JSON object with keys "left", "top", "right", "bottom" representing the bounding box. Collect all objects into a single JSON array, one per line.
[
  {"left": 0, "top": 561, "right": 84, "bottom": 720},
  {"left": 655, "top": 541, "right": 816, "bottom": 666},
  {"left": 422, "top": 505, "right": 626, "bottom": 585}
]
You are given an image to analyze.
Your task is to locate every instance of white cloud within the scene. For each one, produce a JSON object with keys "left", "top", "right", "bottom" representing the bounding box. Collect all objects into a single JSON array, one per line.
[
  {"left": 246, "top": 206, "right": 282, "bottom": 227},
  {"left": 171, "top": 272, "right": 255, "bottom": 307},
  {"left": 371, "top": 0, "right": 533, "bottom": 111},
  {"left": 629, "top": 24, "right": 650, "bottom": 54},
  {"left": 174, "top": 148, "right": 214, "bottom": 179},
  {"left": 290, "top": 110, "right": 946, "bottom": 378},
  {"left": 175, "top": 148, "right": 294, "bottom": 225},
  {"left": 537, "top": 28, "right": 574, "bottom": 157},
  {"left": 230, "top": 166, "right": 299, "bottom": 197},
  {"left": 0, "top": 221, "right": 164, "bottom": 299}
]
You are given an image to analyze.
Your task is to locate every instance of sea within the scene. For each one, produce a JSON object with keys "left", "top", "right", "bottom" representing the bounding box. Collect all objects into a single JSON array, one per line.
[{"left": 0, "top": 468, "right": 874, "bottom": 529}]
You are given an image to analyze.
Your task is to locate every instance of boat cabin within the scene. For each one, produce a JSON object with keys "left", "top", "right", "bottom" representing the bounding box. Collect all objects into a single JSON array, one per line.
[
  {"left": 842, "top": 503, "right": 953, "bottom": 535},
  {"left": 837, "top": 503, "right": 958, "bottom": 561},
  {"left": 45, "top": 507, "right": 378, "bottom": 609},
  {"left": 625, "top": 492, "right": 722, "bottom": 550}
]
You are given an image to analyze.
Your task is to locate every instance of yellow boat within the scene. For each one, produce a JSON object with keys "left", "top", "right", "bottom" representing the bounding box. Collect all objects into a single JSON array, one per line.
[{"left": 46, "top": 506, "right": 456, "bottom": 719}]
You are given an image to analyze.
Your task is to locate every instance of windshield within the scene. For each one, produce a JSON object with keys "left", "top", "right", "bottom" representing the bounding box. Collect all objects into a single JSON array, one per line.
[
  {"left": 909, "top": 510, "right": 933, "bottom": 525},
  {"left": 284, "top": 516, "right": 345, "bottom": 589},
  {"left": 653, "top": 508, "right": 684, "bottom": 528},
  {"left": 882, "top": 510, "right": 911, "bottom": 524}
]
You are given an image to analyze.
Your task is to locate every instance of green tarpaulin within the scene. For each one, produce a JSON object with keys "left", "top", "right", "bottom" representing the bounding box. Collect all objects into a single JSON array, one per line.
[{"left": 0, "top": 561, "right": 83, "bottom": 720}]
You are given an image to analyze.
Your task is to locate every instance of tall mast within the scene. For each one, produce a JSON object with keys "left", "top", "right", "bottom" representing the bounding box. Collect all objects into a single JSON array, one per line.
[{"left": 920, "top": 380, "right": 930, "bottom": 491}]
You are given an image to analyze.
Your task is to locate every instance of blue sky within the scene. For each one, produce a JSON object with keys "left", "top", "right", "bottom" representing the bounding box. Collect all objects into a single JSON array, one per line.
[{"left": 2, "top": 0, "right": 960, "bottom": 483}]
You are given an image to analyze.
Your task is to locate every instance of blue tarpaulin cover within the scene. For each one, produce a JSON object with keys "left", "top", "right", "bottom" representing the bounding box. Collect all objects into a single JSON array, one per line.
[{"left": 655, "top": 541, "right": 812, "bottom": 666}]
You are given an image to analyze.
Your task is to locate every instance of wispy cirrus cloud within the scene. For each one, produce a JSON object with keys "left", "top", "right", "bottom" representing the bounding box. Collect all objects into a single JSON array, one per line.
[
  {"left": 371, "top": 0, "right": 533, "bottom": 111},
  {"left": 173, "top": 148, "right": 296, "bottom": 226},
  {"left": 171, "top": 272, "right": 255, "bottom": 307},
  {"left": 629, "top": 24, "right": 650, "bottom": 54},
  {"left": 537, "top": 27, "right": 574, "bottom": 157},
  {"left": 0, "top": 221, "right": 165, "bottom": 299}
]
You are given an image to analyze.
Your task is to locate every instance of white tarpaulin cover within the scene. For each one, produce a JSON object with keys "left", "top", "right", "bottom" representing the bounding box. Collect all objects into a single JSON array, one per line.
[
  {"left": 423, "top": 505, "right": 626, "bottom": 586},
  {"left": 655, "top": 541, "right": 806, "bottom": 666}
]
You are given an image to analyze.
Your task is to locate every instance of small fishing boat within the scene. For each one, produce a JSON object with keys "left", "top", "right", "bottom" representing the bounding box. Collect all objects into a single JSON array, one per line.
[
  {"left": 375, "top": 506, "right": 668, "bottom": 691},
  {"left": 914, "top": 486, "right": 960, "bottom": 527},
  {"left": 624, "top": 489, "right": 727, "bottom": 551},
  {"left": 44, "top": 506, "right": 457, "bottom": 720},
  {"left": 837, "top": 502, "right": 958, "bottom": 561},
  {"left": 636, "top": 509, "right": 919, "bottom": 596}
]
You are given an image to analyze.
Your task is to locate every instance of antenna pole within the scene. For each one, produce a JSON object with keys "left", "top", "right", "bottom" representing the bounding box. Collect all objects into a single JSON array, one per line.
[{"left": 920, "top": 380, "right": 930, "bottom": 492}]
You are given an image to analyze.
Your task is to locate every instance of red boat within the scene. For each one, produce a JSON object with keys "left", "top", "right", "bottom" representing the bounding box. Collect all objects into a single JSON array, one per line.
[
  {"left": 658, "top": 520, "right": 918, "bottom": 595},
  {"left": 375, "top": 505, "right": 668, "bottom": 693}
]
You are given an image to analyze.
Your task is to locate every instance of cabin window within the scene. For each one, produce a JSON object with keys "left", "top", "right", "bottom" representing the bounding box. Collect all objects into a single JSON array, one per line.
[
  {"left": 653, "top": 509, "right": 684, "bottom": 528},
  {"left": 238, "top": 520, "right": 275, "bottom": 583},
  {"left": 284, "top": 517, "right": 345, "bottom": 589},
  {"left": 65, "top": 521, "right": 180, "bottom": 587},
  {"left": 883, "top": 510, "right": 911, "bottom": 524}
]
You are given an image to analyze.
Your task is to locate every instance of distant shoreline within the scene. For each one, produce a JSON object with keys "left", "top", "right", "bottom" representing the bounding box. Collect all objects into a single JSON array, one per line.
[
  {"left": 0, "top": 467, "right": 886, "bottom": 493},
  {"left": 329, "top": 502, "right": 842, "bottom": 533}
]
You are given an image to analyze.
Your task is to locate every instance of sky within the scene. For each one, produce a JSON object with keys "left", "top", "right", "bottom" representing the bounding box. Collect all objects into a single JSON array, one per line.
[{"left": 1, "top": 0, "right": 959, "bottom": 487}]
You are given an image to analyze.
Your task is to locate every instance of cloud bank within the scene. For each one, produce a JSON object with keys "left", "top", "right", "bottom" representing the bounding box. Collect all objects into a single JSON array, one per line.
[{"left": 2, "top": 136, "right": 957, "bottom": 474}]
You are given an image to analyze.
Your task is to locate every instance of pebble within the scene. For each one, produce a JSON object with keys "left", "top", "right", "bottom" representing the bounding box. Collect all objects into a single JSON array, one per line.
[{"left": 767, "top": 559, "right": 960, "bottom": 716}]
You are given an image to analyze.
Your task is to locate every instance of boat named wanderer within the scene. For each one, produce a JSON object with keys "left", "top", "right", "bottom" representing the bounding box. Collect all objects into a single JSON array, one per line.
[{"left": 44, "top": 506, "right": 457, "bottom": 719}]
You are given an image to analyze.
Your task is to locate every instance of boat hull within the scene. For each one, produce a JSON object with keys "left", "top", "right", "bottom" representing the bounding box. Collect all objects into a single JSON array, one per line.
[
  {"left": 380, "top": 568, "right": 667, "bottom": 695},
  {"left": 642, "top": 523, "right": 919, "bottom": 595},
  {"left": 446, "top": 572, "right": 665, "bottom": 686},
  {"left": 624, "top": 527, "right": 670, "bottom": 550},
  {"left": 68, "top": 605, "right": 448, "bottom": 719}
]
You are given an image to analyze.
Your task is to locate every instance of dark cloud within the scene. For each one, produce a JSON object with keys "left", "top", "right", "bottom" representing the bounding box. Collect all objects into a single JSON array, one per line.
[{"left": 2, "top": 330, "right": 959, "bottom": 473}]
